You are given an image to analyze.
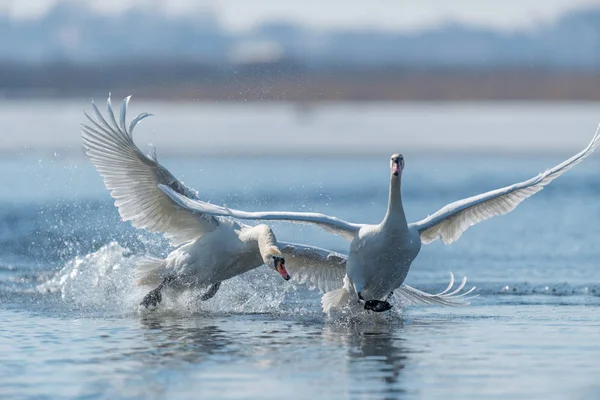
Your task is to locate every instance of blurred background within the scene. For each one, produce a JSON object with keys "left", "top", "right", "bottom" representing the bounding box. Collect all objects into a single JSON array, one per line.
[
  {"left": 0, "top": 0, "right": 600, "bottom": 155},
  {"left": 1, "top": 0, "right": 600, "bottom": 101}
]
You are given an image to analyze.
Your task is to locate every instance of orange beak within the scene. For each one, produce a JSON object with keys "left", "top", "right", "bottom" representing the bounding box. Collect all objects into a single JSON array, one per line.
[{"left": 276, "top": 260, "right": 291, "bottom": 280}]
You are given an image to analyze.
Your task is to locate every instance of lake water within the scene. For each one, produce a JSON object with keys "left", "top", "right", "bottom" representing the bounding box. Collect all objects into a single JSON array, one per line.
[{"left": 1, "top": 101, "right": 600, "bottom": 399}]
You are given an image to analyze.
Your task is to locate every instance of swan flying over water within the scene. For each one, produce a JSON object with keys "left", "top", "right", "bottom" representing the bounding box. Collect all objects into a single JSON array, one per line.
[
  {"left": 81, "top": 94, "right": 475, "bottom": 310},
  {"left": 160, "top": 125, "right": 600, "bottom": 312}
]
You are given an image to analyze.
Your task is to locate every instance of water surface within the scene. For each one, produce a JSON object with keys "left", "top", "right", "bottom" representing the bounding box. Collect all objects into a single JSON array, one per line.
[{"left": 1, "top": 102, "right": 600, "bottom": 399}]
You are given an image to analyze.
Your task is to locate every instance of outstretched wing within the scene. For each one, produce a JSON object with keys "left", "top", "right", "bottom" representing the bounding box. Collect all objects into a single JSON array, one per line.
[
  {"left": 278, "top": 241, "right": 347, "bottom": 293},
  {"left": 410, "top": 125, "right": 600, "bottom": 245},
  {"left": 158, "top": 185, "right": 363, "bottom": 242},
  {"left": 81, "top": 95, "right": 218, "bottom": 246}
]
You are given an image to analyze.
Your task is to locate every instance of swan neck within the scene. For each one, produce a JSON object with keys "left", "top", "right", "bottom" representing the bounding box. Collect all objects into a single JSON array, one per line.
[
  {"left": 384, "top": 174, "right": 407, "bottom": 226},
  {"left": 248, "top": 224, "right": 281, "bottom": 263}
]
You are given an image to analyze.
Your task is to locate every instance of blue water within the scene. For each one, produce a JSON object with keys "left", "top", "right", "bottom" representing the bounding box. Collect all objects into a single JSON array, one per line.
[{"left": 2, "top": 104, "right": 600, "bottom": 399}]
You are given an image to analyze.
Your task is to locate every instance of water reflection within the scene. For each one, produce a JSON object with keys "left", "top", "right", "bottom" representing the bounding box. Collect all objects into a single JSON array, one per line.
[
  {"left": 135, "top": 315, "right": 238, "bottom": 366},
  {"left": 322, "top": 322, "right": 411, "bottom": 398}
]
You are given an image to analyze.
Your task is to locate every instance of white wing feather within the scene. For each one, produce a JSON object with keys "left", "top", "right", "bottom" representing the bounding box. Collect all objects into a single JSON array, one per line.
[
  {"left": 81, "top": 95, "right": 218, "bottom": 246},
  {"left": 158, "top": 185, "right": 362, "bottom": 241},
  {"left": 278, "top": 241, "right": 347, "bottom": 293},
  {"left": 411, "top": 125, "right": 600, "bottom": 245}
]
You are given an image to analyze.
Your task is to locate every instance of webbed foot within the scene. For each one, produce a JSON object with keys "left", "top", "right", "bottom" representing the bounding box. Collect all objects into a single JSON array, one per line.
[
  {"left": 200, "top": 282, "right": 221, "bottom": 301},
  {"left": 140, "top": 287, "right": 162, "bottom": 309},
  {"left": 364, "top": 300, "right": 393, "bottom": 312}
]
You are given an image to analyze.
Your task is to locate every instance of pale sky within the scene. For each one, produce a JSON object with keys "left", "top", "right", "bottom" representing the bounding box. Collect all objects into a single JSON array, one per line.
[{"left": 1, "top": 0, "right": 599, "bottom": 32}]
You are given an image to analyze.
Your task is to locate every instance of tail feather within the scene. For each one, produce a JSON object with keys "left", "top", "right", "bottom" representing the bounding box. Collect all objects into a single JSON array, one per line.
[
  {"left": 136, "top": 257, "right": 167, "bottom": 286},
  {"left": 396, "top": 273, "right": 477, "bottom": 307},
  {"left": 321, "top": 287, "right": 351, "bottom": 313}
]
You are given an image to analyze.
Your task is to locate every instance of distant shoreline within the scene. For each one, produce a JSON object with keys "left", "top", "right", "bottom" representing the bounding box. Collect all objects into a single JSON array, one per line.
[{"left": 1, "top": 64, "right": 600, "bottom": 101}]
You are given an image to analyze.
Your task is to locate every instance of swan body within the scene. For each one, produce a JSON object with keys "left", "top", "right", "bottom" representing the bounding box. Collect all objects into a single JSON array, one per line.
[
  {"left": 347, "top": 223, "right": 421, "bottom": 303},
  {"left": 161, "top": 126, "right": 600, "bottom": 312},
  {"left": 140, "top": 222, "right": 281, "bottom": 288}
]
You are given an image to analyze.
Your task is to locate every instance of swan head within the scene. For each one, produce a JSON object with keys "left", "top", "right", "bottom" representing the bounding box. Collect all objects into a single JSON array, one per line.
[
  {"left": 390, "top": 153, "right": 404, "bottom": 177},
  {"left": 264, "top": 247, "right": 290, "bottom": 280},
  {"left": 257, "top": 242, "right": 291, "bottom": 281},
  {"left": 270, "top": 255, "right": 291, "bottom": 281}
]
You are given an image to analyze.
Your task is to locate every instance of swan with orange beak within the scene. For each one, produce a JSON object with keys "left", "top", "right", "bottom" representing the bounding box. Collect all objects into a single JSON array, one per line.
[{"left": 81, "top": 94, "right": 298, "bottom": 309}]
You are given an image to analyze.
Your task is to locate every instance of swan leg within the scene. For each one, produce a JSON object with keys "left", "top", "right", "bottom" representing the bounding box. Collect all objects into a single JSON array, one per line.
[
  {"left": 200, "top": 282, "right": 221, "bottom": 301},
  {"left": 140, "top": 275, "right": 176, "bottom": 309},
  {"left": 357, "top": 292, "right": 366, "bottom": 305}
]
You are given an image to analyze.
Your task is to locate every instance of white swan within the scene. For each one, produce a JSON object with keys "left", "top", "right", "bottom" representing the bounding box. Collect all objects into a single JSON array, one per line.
[
  {"left": 159, "top": 125, "right": 600, "bottom": 313},
  {"left": 81, "top": 95, "right": 294, "bottom": 308},
  {"left": 81, "top": 95, "right": 474, "bottom": 310}
]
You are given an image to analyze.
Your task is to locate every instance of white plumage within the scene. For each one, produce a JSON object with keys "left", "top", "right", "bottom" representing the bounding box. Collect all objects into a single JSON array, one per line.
[
  {"left": 82, "top": 95, "right": 292, "bottom": 308},
  {"left": 277, "top": 242, "right": 475, "bottom": 307},
  {"left": 413, "top": 131, "right": 600, "bottom": 244},
  {"left": 82, "top": 96, "right": 216, "bottom": 247}
]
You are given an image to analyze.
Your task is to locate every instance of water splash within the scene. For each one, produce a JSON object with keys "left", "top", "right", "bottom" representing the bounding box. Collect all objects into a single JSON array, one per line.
[
  {"left": 35, "top": 242, "right": 322, "bottom": 317},
  {"left": 496, "top": 282, "right": 600, "bottom": 296},
  {"left": 37, "top": 242, "right": 141, "bottom": 313}
]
